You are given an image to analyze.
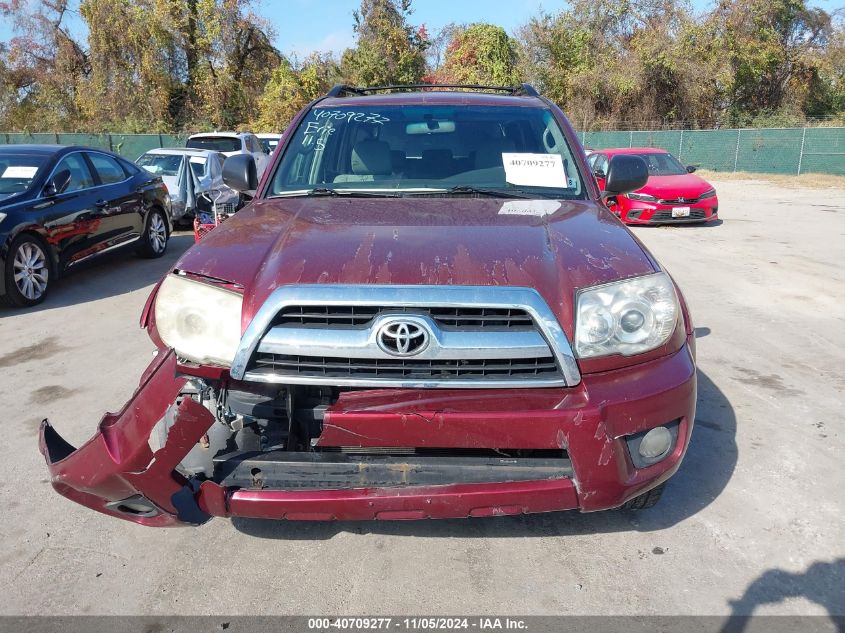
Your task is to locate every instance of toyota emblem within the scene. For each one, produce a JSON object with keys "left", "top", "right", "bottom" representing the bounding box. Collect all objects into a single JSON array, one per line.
[{"left": 377, "top": 319, "right": 430, "bottom": 356}]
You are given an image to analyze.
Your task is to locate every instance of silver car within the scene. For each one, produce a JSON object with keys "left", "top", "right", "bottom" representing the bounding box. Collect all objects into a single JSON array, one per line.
[{"left": 136, "top": 148, "right": 240, "bottom": 223}]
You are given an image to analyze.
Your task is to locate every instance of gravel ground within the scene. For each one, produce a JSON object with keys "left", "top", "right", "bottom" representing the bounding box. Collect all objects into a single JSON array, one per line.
[{"left": 0, "top": 178, "right": 842, "bottom": 617}]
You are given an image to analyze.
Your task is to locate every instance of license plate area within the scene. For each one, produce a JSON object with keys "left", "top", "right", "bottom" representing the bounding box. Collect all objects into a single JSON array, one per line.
[{"left": 672, "top": 206, "right": 691, "bottom": 218}]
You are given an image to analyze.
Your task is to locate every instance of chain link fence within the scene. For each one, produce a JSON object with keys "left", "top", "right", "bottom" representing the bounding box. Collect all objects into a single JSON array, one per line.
[
  {"left": 2, "top": 127, "right": 844, "bottom": 175},
  {"left": 0, "top": 133, "right": 186, "bottom": 162},
  {"left": 582, "top": 127, "right": 845, "bottom": 175}
]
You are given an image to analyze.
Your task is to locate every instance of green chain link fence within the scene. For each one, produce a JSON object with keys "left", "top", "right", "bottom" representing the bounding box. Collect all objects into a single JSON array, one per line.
[
  {"left": 0, "top": 133, "right": 187, "bottom": 161},
  {"left": 2, "top": 128, "right": 844, "bottom": 175},
  {"left": 582, "top": 127, "right": 845, "bottom": 175}
]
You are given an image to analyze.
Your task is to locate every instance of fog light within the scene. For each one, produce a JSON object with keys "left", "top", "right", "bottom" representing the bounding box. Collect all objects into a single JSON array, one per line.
[
  {"left": 105, "top": 495, "right": 160, "bottom": 518},
  {"left": 625, "top": 419, "right": 680, "bottom": 468},
  {"left": 639, "top": 426, "right": 672, "bottom": 460}
]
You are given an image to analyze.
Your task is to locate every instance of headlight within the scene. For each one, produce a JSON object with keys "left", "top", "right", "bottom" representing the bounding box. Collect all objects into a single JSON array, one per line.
[
  {"left": 575, "top": 272, "right": 679, "bottom": 359},
  {"left": 0, "top": 212, "right": 6, "bottom": 224},
  {"left": 699, "top": 188, "right": 716, "bottom": 199},
  {"left": 626, "top": 192, "right": 657, "bottom": 202},
  {"left": 154, "top": 274, "right": 242, "bottom": 366}
]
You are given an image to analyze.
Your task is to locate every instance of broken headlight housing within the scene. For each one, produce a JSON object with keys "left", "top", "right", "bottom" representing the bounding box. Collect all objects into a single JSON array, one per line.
[
  {"left": 574, "top": 272, "right": 679, "bottom": 359},
  {"left": 154, "top": 274, "right": 242, "bottom": 366}
]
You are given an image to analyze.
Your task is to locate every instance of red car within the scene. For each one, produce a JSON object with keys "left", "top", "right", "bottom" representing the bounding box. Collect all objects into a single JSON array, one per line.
[
  {"left": 40, "top": 84, "right": 697, "bottom": 526},
  {"left": 588, "top": 148, "right": 719, "bottom": 224}
]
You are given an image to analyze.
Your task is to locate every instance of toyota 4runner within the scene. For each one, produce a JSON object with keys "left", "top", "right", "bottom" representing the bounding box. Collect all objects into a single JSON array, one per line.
[{"left": 40, "top": 84, "right": 696, "bottom": 526}]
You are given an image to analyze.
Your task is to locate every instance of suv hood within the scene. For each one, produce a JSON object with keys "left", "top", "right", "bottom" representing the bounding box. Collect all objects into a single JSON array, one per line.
[{"left": 175, "top": 197, "right": 656, "bottom": 337}]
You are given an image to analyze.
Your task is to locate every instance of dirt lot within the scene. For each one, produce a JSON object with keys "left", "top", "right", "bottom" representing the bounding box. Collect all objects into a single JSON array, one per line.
[{"left": 0, "top": 178, "right": 842, "bottom": 617}]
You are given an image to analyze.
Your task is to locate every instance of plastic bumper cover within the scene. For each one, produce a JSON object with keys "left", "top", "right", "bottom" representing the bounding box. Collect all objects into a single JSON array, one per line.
[{"left": 39, "top": 341, "right": 696, "bottom": 526}]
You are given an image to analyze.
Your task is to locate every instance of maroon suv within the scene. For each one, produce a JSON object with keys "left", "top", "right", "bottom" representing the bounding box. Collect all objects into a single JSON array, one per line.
[{"left": 40, "top": 84, "right": 697, "bottom": 526}]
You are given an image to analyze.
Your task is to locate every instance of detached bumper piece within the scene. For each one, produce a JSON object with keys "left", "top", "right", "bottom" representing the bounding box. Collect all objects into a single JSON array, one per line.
[
  {"left": 39, "top": 341, "right": 696, "bottom": 526},
  {"left": 39, "top": 350, "right": 209, "bottom": 527}
]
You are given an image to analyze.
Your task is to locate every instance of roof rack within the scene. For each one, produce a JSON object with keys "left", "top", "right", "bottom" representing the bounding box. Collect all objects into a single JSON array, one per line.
[{"left": 325, "top": 83, "right": 539, "bottom": 98}]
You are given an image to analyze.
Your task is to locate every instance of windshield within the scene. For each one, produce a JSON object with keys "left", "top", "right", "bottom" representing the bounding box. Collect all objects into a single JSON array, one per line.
[
  {"left": 0, "top": 153, "right": 47, "bottom": 197},
  {"left": 268, "top": 105, "right": 585, "bottom": 198},
  {"left": 632, "top": 152, "right": 688, "bottom": 176},
  {"left": 137, "top": 153, "right": 182, "bottom": 176},
  {"left": 138, "top": 153, "right": 209, "bottom": 178},
  {"left": 187, "top": 136, "right": 241, "bottom": 153}
]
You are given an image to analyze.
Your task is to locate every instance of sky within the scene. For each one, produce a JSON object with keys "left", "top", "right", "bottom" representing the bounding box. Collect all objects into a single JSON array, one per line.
[{"left": 1, "top": 0, "right": 843, "bottom": 58}]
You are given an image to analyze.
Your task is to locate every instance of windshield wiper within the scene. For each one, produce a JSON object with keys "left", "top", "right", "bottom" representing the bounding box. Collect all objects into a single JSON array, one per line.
[
  {"left": 271, "top": 188, "right": 402, "bottom": 199},
  {"left": 406, "top": 185, "right": 548, "bottom": 199}
]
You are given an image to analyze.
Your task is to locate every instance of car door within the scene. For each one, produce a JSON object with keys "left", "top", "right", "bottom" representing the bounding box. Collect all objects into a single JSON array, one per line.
[
  {"left": 35, "top": 152, "right": 105, "bottom": 269},
  {"left": 590, "top": 153, "right": 609, "bottom": 190},
  {"left": 84, "top": 151, "right": 145, "bottom": 246},
  {"left": 246, "top": 134, "right": 270, "bottom": 179}
]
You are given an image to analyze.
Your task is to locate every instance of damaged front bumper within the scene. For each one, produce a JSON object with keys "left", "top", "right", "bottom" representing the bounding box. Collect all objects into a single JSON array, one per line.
[{"left": 39, "top": 342, "right": 696, "bottom": 526}]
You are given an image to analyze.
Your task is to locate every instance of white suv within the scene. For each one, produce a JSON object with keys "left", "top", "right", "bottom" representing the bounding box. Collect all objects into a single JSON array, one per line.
[{"left": 186, "top": 132, "right": 270, "bottom": 179}]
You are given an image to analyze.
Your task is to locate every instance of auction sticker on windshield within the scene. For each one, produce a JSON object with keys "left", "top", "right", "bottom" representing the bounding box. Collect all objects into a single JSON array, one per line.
[
  {"left": 2, "top": 166, "right": 38, "bottom": 179},
  {"left": 502, "top": 153, "right": 569, "bottom": 188}
]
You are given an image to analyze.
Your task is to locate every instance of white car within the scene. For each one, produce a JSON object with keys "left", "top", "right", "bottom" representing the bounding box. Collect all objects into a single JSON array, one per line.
[
  {"left": 186, "top": 132, "right": 270, "bottom": 179},
  {"left": 257, "top": 133, "right": 282, "bottom": 154},
  {"left": 136, "top": 148, "right": 240, "bottom": 222}
]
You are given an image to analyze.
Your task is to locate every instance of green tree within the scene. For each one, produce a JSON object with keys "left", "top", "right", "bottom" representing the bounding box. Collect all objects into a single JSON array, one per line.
[
  {"left": 254, "top": 53, "right": 339, "bottom": 131},
  {"left": 0, "top": 0, "right": 278, "bottom": 132},
  {"left": 433, "top": 23, "right": 519, "bottom": 86},
  {"left": 0, "top": 0, "right": 89, "bottom": 131},
  {"left": 707, "top": 0, "right": 833, "bottom": 122},
  {"left": 340, "top": 0, "right": 428, "bottom": 86}
]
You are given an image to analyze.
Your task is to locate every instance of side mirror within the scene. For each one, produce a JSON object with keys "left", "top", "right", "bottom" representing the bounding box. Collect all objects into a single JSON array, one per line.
[
  {"left": 222, "top": 154, "right": 258, "bottom": 193},
  {"left": 686, "top": 165, "right": 697, "bottom": 173},
  {"left": 603, "top": 155, "right": 648, "bottom": 197},
  {"left": 44, "top": 169, "right": 72, "bottom": 197}
]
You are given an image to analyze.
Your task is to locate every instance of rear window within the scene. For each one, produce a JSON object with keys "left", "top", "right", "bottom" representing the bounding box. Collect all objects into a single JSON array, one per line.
[
  {"left": 0, "top": 153, "right": 47, "bottom": 196},
  {"left": 187, "top": 136, "right": 241, "bottom": 153},
  {"left": 268, "top": 104, "right": 585, "bottom": 199},
  {"left": 87, "top": 152, "right": 127, "bottom": 184}
]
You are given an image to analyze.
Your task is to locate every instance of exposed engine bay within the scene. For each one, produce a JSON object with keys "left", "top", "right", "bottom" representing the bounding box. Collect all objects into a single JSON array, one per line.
[{"left": 153, "top": 380, "right": 572, "bottom": 492}]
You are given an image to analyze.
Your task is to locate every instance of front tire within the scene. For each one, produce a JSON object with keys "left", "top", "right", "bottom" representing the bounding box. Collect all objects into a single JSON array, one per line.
[
  {"left": 1, "top": 235, "right": 52, "bottom": 308},
  {"left": 137, "top": 208, "right": 169, "bottom": 259},
  {"left": 618, "top": 482, "right": 666, "bottom": 510}
]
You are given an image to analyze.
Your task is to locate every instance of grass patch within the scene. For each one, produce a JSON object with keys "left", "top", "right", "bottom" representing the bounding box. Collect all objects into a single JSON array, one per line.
[{"left": 698, "top": 170, "right": 845, "bottom": 189}]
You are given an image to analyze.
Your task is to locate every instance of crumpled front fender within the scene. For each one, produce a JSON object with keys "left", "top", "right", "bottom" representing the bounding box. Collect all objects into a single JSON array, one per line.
[{"left": 38, "top": 350, "right": 215, "bottom": 527}]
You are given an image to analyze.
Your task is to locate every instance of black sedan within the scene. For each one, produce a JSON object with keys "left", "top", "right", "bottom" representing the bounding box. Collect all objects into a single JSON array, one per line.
[{"left": 0, "top": 145, "right": 172, "bottom": 307}]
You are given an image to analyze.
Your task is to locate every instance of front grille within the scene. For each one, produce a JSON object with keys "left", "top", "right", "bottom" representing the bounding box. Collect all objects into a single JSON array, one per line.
[
  {"left": 658, "top": 196, "right": 700, "bottom": 204},
  {"left": 276, "top": 305, "right": 534, "bottom": 329},
  {"left": 651, "top": 209, "right": 707, "bottom": 221},
  {"left": 253, "top": 353, "right": 559, "bottom": 380}
]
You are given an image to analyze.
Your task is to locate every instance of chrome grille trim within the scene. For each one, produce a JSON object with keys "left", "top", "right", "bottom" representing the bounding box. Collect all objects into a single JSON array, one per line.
[
  {"left": 258, "top": 313, "right": 552, "bottom": 361},
  {"left": 230, "top": 285, "right": 581, "bottom": 388},
  {"left": 276, "top": 305, "right": 535, "bottom": 328},
  {"left": 252, "top": 354, "right": 560, "bottom": 381}
]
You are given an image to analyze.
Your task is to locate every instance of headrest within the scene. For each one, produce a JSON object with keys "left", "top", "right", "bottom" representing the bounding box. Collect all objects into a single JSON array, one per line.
[{"left": 351, "top": 139, "right": 392, "bottom": 175}]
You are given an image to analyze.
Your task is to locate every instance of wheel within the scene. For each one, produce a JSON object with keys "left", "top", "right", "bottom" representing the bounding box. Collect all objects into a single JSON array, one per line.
[
  {"left": 619, "top": 482, "right": 666, "bottom": 510},
  {"left": 1, "top": 235, "right": 52, "bottom": 308},
  {"left": 137, "top": 207, "right": 169, "bottom": 258}
]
